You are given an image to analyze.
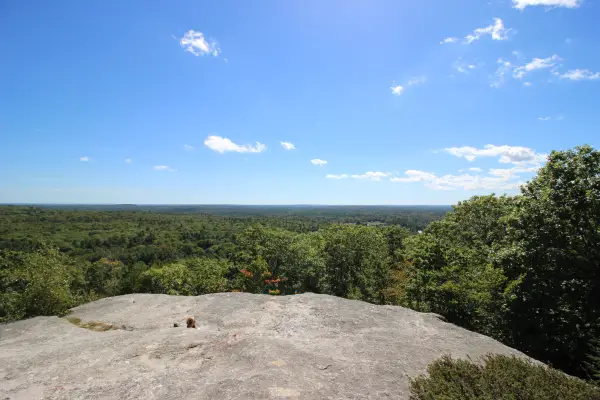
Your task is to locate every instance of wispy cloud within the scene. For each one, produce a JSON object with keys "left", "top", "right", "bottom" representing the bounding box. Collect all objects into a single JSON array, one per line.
[
  {"left": 464, "top": 18, "right": 511, "bottom": 44},
  {"left": 125, "top": 158, "right": 132, "bottom": 164},
  {"left": 492, "top": 54, "right": 566, "bottom": 87},
  {"left": 350, "top": 171, "right": 390, "bottom": 181},
  {"left": 311, "top": 159, "right": 328, "bottom": 166},
  {"left": 391, "top": 167, "right": 535, "bottom": 191},
  {"left": 326, "top": 171, "right": 391, "bottom": 181},
  {"left": 513, "top": 0, "right": 582, "bottom": 10},
  {"left": 390, "top": 84, "right": 404, "bottom": 95},
  {"left": 440, "top": 37, "right": 458, "bottom": 45},
  {"left": 280, "top": 141, "right": 296, "bottom": 150},
  {"left": 326, "top": 174, "right": 349, "bottom": 179},
  {"left": 537, "top": 115, "right": 564, "bottom": 121},
  {"left": 490, "top": 58, "right": 513, "bottom": 88},
  {"left": 513, "top": 55, "right": 561, "bottom": 79},
  {"left": 443, "top": 144, "right": 547, "bottom": 165},
  {"left": 559, "top": 69, "right": 600, "bottom": 81},
  {"left": 390, "top": 170, "right": 437, "bottom": 183},
  {"left": 391, "top": 77, "right": 425, "bottom": 95},
  {"left": 204, "top": 135, "right": 266, "bottom": 154},
  {"left": 179, "top": 30, "right": 220, "bottom": 57},
  {"left": 454, "top": 59, "right": 478, "bottom": 74},
  {"left": 153, "top": 165, "right": 176, "bottom": 172},
  {"left": 79, "top": 157, "right": 89, "bottom": 162},
  {"left": 184, "top": 144, "right": 195, "bottom": 152},
  {"left": 407, "top": 77, "right": 427, "bottom": 86}
]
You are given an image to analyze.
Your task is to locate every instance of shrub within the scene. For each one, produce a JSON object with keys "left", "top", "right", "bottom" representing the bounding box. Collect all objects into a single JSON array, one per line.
[{"left": 409, "top": 354, "right": 599, "bottom": 400}]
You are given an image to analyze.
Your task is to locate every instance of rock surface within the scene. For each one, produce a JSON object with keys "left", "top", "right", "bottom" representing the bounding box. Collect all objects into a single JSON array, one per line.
[{"left": 1, "top": 293, "right": 532, "bottom": 399}]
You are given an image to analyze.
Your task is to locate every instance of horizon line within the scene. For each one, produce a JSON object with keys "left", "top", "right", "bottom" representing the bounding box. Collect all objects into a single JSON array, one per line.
[{"left": 0, "top": 203, "right": 452, "bottom": 207}]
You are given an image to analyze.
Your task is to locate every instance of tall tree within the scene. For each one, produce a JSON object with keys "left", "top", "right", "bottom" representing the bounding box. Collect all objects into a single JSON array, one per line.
[
  {"left": 499, "top": 145, "right": 600, "bottom": 378},
  {"left": 396, "top": 195, "right": 515, "bottom": 338},
  {"left": 322, "top": 224, "right": 390, "bottom": 303}
]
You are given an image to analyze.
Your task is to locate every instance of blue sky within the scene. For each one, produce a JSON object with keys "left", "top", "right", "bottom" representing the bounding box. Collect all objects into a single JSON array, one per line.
[{"left": 1, "top": 0, "right": 599, "bottom": 205}]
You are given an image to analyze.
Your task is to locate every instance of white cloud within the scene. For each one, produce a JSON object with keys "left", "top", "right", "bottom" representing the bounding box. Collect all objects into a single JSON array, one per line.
[
  {"left": 538, "top": 115, "right": 564, "bottom": 121},
  {"left": 204, "top": 135, "right": 266, "bottom": 154},
  {"left": 153, "top": 165, "right": 176, "bottom": 172},
  {"left": 559, "top": 69, "right": 600, "bottom": 81},
  {"left": 125, "top": 158, "right": 132, "bottom": 164},
  {"left": 351, "top": 171, "right": 389, "bottom": 181},
  {"left": 179, "top": 30, "right": 220, "bottom": 57},
  {"left": 390, "top": 85, "right": 404, "bottom": 95},
  {"left": 280, "top": 141, "right": 296, "bottom": 150},
  {"left": 391, "top": 168, "right": 533, "bottom": 191},
  {"left": 513, "top": 0, "right": 582, "bottom": 10},
  {"left": 326, "top": 174, "right": 349, "bottom": 179},
  {"left": 79, "top": 157, "right": 89, "bottom": 162},
  {"left": 407, "top": 77, "right": 427, "bottom": 86},
  {"left": 444, "top": 144, "right": 547, "bottom": 165},
  {"left": 489, "top": 168, "right": 515, "bottom": 179},
  {"left": 490, "top": 58, "right": 513, "bottom": 88},
  {"left": 390, "top": 170, "right": 437, "bottom": 183},
  {"left": 440, "top": 37, "right": 458, "bottom": 44},
  {"left": 391, "top": 77, "right": 425, "bottom": 95},
  {"left": 454, "top": 60, "right": 478, "bottom": 74},
  {"left": 184, "top": 144, "right": 195, "bottom": 151},
  {"left": 513, "top": 55, "right": 561, "bottom": 79},
  {"left": 311, "top": 159, "right": 328, "bottom": 166},
  {"left": 464, "top": 18, "right": 510, "bottom": 44},
  {"left": 326, "top": 171, "right": 392, "bottom": 181},
  {"left": 492, "top": 54, "right": 564, "bottom": 87},
  {"left": 469, "top": 167, "right": 483, "bottom": 172}
]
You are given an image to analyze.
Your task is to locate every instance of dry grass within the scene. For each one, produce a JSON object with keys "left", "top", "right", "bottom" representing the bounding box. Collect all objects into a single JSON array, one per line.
[{"left": 65, "top": 316, "right": 115, "bottom": 332}]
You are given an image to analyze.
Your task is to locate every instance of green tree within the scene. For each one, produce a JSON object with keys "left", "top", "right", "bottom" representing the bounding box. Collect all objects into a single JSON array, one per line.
[
  {"left": 185, "top": 258, "right": 230, "bottom": 295},
  {"left": 287, "top": 232, "right": 327, "bottom": 294},
  {"left": 137, "top": 263, "right": 193, "bottom": 295},
  {"left": 85, "top": 258, "right": 125, "bottom": 297},
  {"left": 322, "top": 224, "right": 390, "bottom": 303},
  {"left": 381, "top": 225, "right": 410, "bottom": 265},
  {"left": 498, "top": 145, "right": 600, "bottom": 378},
  {"left": 17, "top": 246, "right": 75, "bottom": 318},
  {"left": 235, "top": 225, "right": 296, "bottom": 277},
  {"left": 0, "top": 250, "right": 27, "bottom": 321},
  {"left": 396, "top": 195, "right": 515, "bottom": 338}
]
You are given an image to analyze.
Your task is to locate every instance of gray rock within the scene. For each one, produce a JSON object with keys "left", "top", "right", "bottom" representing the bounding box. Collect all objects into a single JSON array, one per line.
[{"left": 0, "top": 293, "right": 533, "bottom": 399}]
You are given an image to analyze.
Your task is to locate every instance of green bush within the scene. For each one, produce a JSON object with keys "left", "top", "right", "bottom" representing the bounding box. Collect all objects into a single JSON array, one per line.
[{"left": 409, "top": 354, "right": 599, "bottom": 400}]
